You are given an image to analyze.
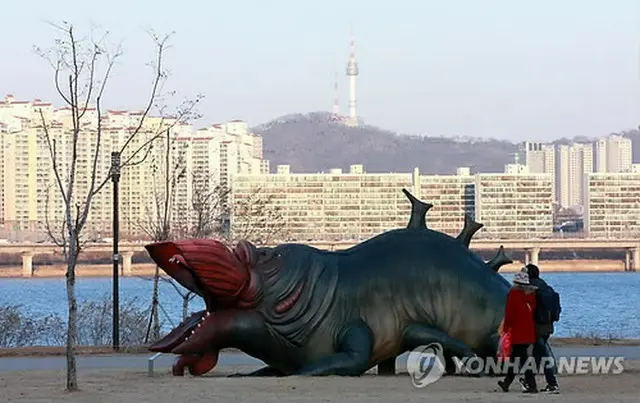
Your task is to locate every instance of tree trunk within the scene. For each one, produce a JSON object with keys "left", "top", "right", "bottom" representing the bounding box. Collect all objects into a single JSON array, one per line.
[
  {"left": 151, "top": 265, "right": 160, "bottom": 341},
  {"left": 182, "top": 291, "right": 192, "bottom": 320},
  {"left": 65, "top": 249, "right": 79, "bottom": 392}
]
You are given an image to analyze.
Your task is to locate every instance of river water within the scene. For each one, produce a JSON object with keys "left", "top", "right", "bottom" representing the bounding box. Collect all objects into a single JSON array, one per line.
[{"left": 0, "top": 272, "right": 638, "bottom": 339}]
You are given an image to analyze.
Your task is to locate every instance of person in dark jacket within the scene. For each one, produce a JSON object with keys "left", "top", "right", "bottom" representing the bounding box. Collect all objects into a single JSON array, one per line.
[
  {"left": 497, "top": 269, "right": 538, "bottom": 393},
  {"left": 521, "top": 263, "right": 560, "bottom": 394}
]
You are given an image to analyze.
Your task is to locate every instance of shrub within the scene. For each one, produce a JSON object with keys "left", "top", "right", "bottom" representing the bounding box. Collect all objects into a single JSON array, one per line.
[{"left": 0, "top": 296, "right": 163, "bottom": 348}]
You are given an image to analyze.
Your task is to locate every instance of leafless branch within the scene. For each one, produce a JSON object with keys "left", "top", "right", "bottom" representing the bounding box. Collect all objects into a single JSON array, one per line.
[
  {"left": 42, "top": 183, "right": 68, "bottom": 257},
  {"left": 227, "top": 186, "right": 287, "bottom": 246}
]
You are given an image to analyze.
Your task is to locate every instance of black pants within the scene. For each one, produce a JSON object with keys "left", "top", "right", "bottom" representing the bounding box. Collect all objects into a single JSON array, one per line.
[
  {"left": 533, "top": 335, "right": 558, "bottom": 386},
  {"left": 502, "top": 343, "right": 537, "bottom": 390}
]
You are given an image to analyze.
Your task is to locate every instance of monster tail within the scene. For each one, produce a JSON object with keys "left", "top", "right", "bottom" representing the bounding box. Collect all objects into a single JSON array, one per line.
[
  {"left": 401, "top": 188, "right": 433, "bottom": 229},
  {"left": 456, "top": 214, "right": 484, "bottom": 248}
]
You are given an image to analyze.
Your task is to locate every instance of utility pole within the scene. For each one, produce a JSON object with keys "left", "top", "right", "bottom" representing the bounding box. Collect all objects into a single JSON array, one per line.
[{"left": 110, "top": 151, "right": 121, "bottom": 351}]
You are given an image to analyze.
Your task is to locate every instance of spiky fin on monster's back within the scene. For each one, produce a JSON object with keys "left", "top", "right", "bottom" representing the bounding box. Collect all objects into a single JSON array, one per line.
[
  {"left": 401, "top": 188, "right": 433, "bottom": 229},
  {"left": 456, "top": 214, "right": 484, "bottom": 248},
  {"left": 401, "top": 188, "right": 512, "bottom": 273}
]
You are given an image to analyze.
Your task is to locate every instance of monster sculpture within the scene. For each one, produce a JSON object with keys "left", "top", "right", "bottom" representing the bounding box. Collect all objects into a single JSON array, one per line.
[{"left": 145, "top": 188, "right": 513, "bottom": 377}]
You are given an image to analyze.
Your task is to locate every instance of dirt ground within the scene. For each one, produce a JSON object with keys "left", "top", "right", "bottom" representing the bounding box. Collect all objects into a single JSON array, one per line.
[{"left": 1, "top": 361, "right": 639, "bottom": 403}]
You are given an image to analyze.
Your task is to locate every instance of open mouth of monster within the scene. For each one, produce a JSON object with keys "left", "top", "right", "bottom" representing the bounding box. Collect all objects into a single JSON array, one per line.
[{"left": 144, "top": 239, "right": 260, "bottom": 374}]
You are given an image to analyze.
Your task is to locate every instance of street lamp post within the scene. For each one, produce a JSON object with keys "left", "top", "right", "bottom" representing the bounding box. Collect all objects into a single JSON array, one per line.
[{"left": 110, "top": 151, "right": 121, "bottom": 351}]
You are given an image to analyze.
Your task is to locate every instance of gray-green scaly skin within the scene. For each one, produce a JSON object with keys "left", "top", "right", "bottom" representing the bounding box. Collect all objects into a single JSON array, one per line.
[{"left": 247, "top": 230, "right": 510, "bottom": 375}]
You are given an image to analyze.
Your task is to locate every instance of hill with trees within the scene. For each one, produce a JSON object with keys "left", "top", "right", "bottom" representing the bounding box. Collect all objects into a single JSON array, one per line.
[{"left": 254, "top": 112, "right": 640, "bottom": 174}]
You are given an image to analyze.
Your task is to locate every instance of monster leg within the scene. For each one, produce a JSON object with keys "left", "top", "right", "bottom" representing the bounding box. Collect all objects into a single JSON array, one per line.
[
  {"left": 401, "top": 324, "right": 476, "bottom": 370},
  {"left": 295, "top": 320, "right": 373, "bottom": 376},
  {"left": 228, "top": 366, "right": 285, "bottom": 377}
]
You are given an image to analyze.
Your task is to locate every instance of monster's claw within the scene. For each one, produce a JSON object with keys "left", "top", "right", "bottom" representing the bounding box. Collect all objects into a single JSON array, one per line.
[
  {"left": 172, "top": 355, "right": 188, "bottom": 376},
  {"left": 172, "top": 353, "right": 219, "bottom": 376}
]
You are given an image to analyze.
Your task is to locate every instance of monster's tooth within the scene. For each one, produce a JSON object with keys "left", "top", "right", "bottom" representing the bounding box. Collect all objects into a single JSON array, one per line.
[
  {"left": 206, "top": 312, "right": 210, "bottom": 316},
  {"left": 197, "top": 324, "right": 201, "bottom": 328},
  {"left": 191, "top": 330, "right": 195, "bottom": 335}
]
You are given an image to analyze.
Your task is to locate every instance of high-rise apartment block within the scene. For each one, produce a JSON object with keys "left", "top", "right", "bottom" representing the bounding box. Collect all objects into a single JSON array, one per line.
[
  {"left": 524, "top": 141, "right": 556, "bottom": 173},
  {"left": 416, "top": 167, "right": 476, "bottom": 236},
  {"left": 595, "top": 134, "right": 633, "bottom": 173},
  {"left": 0, "top": 95, "right": 267, "bottom": 239},
  {"left": 231, "top": 164, "right": 413, "bottom": 242},
  {"left": 557, "top": 143, "right": 593, "bottom": 210},
  {"left": 231, "top": 164, "right": 554, "bottom": 242},
  {"left": 524, "top": 134, "right": 633, "bottom": 213},
  {"left": 523, "top": 141, "right": 555, "bottom": 200},
  {"left": 584, "top": 171, "right": 640, "bottom": 238},
  {"left": 474, "top": 164, "right": 554, "bottom": 239}
]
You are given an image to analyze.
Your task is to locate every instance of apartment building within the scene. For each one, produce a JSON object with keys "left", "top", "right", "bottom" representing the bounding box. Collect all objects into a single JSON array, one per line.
[
  {"left": 230, "top": 164, "right": 413, "bottom": 242},
  {"left": 524, "top": 141, "right": 555, "bottom": 200},
  {"left": 595, "top": 134, "right": 633, "bottom": 173},
  {"left": 232, "top": 163, "right": 556, "bottom": 242},
  {"left": 0, "top": 94, "right": 268, "bottom": 239},
  {"left": 416, "top": 167, "right": 475, "bottom": 237},
  {"left": 475, "top": 164, "right": 554, "bottom": 239},
  {"left": 584, "top": 171, "right": 640, "bottom": 238},
  {"left": 557, "top": 143, "right": 593, "bottom": 210}
]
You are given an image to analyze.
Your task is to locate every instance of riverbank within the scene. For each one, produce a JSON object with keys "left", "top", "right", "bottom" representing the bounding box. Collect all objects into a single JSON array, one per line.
[
  {"left": 0, "top": 263, "right": 160, "bottom": 278},
  {"left": 0, "top": 259, "right": 634, "bottom": 278}
]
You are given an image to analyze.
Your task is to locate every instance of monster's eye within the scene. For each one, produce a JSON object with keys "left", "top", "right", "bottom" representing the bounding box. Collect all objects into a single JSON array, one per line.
[{"left": 255, "top": 248, "right": 275, "bottom": 264}]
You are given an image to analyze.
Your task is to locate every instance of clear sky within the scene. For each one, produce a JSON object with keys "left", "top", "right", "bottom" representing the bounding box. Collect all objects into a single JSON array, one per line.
[{"left": 2, "top": 0, "right": 640, "bottom": 142}]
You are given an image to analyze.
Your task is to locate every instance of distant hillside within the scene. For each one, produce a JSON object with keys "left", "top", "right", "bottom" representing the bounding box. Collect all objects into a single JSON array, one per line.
[{"left": 254, "top": 112, "right": 640, "bottom": 174}]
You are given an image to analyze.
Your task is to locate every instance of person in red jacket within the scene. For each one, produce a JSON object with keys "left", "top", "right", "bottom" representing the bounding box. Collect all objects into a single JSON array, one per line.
[{"left": 498, "top": 269, "right": 538, "bottom": 393}]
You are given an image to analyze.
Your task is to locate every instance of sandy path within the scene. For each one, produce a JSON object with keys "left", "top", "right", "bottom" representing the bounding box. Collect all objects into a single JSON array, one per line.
[{"left": 1, "top": 362, "right": 638, "bottom": 403}]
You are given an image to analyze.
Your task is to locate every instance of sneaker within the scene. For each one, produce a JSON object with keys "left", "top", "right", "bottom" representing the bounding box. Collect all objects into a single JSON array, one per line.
[
  {"left": 518, "top": 377, "right": 527, "bottom": 391},
  {"left": 497, "top": 380, "right": 510, "bottom": 392},
  {"left": 540, "top": 385, "right": 559, "bottom": 394},
  {"left": 517, "top": 377, "right": 538, "bottom": 393}
]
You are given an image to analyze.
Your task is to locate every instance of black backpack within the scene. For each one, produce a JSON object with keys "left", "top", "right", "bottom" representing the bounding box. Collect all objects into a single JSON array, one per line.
[{"left": 535, "top": 284, "right": 561, "bottom": 324}]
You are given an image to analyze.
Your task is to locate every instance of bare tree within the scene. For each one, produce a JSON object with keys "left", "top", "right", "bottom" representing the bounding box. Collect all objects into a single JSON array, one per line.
[
  {"left": 135, "top": 159, "right": 229, "bottom": 328},
  {"left": 134, "top": 128, "right": 186, "bottom": 343},
  {"left": 227, "top": 186, "right": 287, "bottom": 246},
  {"left": 185, "top": 176, "right": 230, "bottom": 238},
  {"left": 171, "top": 174, "right": 229, "bottom": 319},
  {"left": 34, "top": 22, "right": 201, "bottom": 391}
]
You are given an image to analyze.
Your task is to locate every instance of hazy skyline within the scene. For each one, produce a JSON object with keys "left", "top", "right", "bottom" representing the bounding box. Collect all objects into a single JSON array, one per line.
[{"left": 2, "top": 0, "right": 640, "bottom": 142}]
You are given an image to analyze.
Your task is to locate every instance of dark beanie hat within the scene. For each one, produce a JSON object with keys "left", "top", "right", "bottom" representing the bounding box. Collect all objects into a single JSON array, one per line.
[{"left": 525, "top": 264, "right": 540, "bottom": 279}]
